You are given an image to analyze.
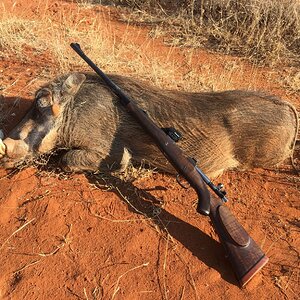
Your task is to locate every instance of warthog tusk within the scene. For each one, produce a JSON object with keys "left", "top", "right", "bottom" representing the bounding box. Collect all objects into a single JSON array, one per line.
[
  {"left": 0, "top": 139, "right": 6, "bottom": 158},
  {"left": 0, "top": 129, "right": 6, "bottom": 157}
]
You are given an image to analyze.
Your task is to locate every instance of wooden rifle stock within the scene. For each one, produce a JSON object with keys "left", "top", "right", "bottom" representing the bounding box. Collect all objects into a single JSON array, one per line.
[
  {"left": 71, "top": 43, "right": 268, "bottom": 286},
  {"left": 208, "top": 195, "right": 268, "bottom": 286}
]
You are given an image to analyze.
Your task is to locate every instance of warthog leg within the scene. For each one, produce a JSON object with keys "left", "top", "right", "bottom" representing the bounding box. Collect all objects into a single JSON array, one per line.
[
  {"left": 60, "top": 146, "right": 133, "bottom": 173},
  {"left": 59, "top": 149, "right": 104, "bottom": 173}
]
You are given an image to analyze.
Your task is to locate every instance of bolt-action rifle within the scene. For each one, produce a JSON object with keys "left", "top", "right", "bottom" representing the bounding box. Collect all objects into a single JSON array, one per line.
[{"left": 71, "top": 43, "right": 268, "bottom": 287}]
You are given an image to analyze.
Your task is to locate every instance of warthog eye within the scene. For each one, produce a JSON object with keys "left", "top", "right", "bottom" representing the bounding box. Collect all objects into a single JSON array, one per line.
[
  {"left": 35, "top": 89, "right": 52, "bottom": 109},
  {"left": 37, "top": 97, "right": 50, "bottom": 108}
]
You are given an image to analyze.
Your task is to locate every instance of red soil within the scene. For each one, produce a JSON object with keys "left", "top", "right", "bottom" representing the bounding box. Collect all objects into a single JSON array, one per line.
[{"left": 0, "top": 1, "right": 299, "bottom": 299}]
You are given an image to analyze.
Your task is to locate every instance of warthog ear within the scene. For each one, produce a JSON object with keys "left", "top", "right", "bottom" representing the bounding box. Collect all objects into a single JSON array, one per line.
[{"left": 62, "top": 73, "right": 86, "bottom": 96}]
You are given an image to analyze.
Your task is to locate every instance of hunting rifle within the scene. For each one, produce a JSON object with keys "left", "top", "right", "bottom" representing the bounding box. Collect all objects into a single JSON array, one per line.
[{"left": 71, "top": 42, "right": 268, "bottom": 287}]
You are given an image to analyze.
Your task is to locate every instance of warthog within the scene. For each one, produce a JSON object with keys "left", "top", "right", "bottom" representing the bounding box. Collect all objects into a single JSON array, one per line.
[{"left": 0, "top": 73, "right": 298, "bottom": 178}]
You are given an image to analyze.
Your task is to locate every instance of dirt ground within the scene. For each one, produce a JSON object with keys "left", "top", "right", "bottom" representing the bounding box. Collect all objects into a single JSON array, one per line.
[{"left": 0, "top": 1, "right": 299, "bottom": 299}]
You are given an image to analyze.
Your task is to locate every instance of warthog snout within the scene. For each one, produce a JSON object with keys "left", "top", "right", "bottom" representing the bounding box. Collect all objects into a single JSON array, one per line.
[{"left": 2, "top": 138, "right": 29, "bottom": 159}]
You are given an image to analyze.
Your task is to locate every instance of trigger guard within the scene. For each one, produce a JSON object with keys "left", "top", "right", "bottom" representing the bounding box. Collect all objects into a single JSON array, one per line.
[{"left": 176, "top": 174, "right": 190, "bottom": 189}]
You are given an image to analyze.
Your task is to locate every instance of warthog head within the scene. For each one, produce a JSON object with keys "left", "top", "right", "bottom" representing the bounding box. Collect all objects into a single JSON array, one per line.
[{"left": 0, "top": 73, "right": 86, "bottom": 168}]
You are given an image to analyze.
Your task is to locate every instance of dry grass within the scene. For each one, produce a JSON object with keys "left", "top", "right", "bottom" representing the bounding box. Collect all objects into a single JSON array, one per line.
[
  {"left": 0, "top": 4, "right": 180, "bottom": 89},
  {"left": 0, "top": 17, "right": 43, "bottom": 56},
  {"left": 0, "top": 1, "right": 282, "bottom": 95},
  {"left": 115, "top": 0, "right": 300, "bottom": 66},
  {"left": 281, "top": 68, "right": 300, "bottom": 94}
]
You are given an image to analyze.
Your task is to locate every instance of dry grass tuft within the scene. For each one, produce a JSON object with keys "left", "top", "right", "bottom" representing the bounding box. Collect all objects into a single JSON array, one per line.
[
  {"left": 281, "top": 69, "right": 300, "bottom": 94},
  {"left": 0, "top": 17, "right": 44, "bottom": 57},
  {"left": 114, "top": 162, "right": 156, "bottom": 182}
]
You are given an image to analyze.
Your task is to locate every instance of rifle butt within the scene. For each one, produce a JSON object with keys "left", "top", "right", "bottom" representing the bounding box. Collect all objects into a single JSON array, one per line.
[
  {"left": 223, "top": 232, "right": 269, "bottom": 287},
  {"left": 207, "top": 195, "right": 268, "bottom": 287}
]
